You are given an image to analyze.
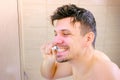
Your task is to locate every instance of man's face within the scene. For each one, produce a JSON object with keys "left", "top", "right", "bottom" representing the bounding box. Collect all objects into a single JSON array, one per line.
[{"left": 53, "top": 17, "right": 85, "bottom": 62}]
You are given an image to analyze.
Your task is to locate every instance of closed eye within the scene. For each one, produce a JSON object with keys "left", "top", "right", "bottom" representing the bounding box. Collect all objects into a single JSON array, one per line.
[
  {"left": 54, "top": 29, "right": 72, "bottom": 37},
  {"left": 54, "top": 32, "right": 57, "bottom": 36},
  {"left": 63, "top": 32, "right": 70, "bottom": 36},
  {"left": 62, "top": 30, "right": 71, "bottom": 37},
  {"left": 54, "top": 30, "right": 57, "bottom": 36}
]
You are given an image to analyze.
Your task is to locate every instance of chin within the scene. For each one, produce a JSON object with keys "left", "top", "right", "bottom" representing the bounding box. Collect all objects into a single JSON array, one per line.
[
  {"left": 56, "top": 56, "right": 71, "bottom": 63},
  {"left": 56, "top": 50, "right": 72, "bottom": 62}
]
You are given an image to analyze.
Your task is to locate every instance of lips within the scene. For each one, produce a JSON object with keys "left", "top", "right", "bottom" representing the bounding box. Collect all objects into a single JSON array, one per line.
[
  {"left": 56, "top": 47, "right": 69, "bottom": 55},
  {"left": 57, "top": 48, "right": 66, "bottom": 52}
]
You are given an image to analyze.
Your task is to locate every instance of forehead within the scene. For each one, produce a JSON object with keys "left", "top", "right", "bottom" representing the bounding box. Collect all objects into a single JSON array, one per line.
[
  {"left": 55, "top": 17, "right": 72, "bottom": 27},
  {"left": 54, "top": 17, "right": 81, "bottom": 31}
]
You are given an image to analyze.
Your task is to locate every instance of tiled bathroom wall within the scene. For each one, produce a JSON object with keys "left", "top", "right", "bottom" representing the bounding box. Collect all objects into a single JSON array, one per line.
[
  {"left": 0, "top": 0, "right": 21, "bottom": 80},
  {"left": 19, "top": 0, "right": 120, "bottom": 80}
]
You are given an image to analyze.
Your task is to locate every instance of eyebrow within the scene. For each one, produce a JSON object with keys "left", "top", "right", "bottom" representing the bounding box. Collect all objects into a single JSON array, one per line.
[{"left": 54, "top": 29, "right": 71, "bottom": 33}]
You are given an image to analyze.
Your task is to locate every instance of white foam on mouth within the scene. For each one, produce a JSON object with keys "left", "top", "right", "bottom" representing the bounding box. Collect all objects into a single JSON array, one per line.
[
  {"left": 52, "top": 46, "right": 68, "bottom": 53},
  {"left": 52, "top": 46, "right": 58, "bottom": 50}
]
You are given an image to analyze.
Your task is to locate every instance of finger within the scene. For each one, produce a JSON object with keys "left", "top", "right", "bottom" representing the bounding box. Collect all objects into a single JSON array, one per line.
[
  {"left": 51, "top": 47, "right": 57, "bottom": 58},
  {"left": 40, "top": 43, "right": 53, "bottom": 55}
]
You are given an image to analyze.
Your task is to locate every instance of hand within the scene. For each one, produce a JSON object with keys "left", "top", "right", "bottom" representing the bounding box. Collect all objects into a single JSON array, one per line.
[{"left": 40, "top": 43, "right": 56, "bottom": 61}]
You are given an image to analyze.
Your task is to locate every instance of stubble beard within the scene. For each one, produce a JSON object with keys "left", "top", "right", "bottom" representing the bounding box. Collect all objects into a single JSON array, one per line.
[{"left": 56, "top": 55, "right": 72, "bottom": 63}]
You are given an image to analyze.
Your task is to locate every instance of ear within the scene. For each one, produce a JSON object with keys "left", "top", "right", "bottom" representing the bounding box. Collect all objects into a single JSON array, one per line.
[{"left": 84, "top": 32, "right": 95, "bottom": 47}]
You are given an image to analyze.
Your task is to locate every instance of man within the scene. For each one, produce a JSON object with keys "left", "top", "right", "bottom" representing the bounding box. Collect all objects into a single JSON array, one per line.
[{"left": 40, "top": 4, "right": 120, "bottom": 80}]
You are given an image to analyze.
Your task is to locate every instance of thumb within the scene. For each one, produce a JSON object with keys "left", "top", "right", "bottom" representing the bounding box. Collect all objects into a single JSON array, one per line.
[{"left": 51, "top": 46, "right": 57, "bottom": 58}]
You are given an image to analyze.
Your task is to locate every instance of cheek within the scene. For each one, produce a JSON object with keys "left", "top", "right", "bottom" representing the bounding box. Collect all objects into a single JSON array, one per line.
[
  {"left": 63, "top": 37, "right": 71, "bottom": 44},
  {"left": 72, "top": 38, "right": 84, "bottom": 50},
  {"left": 63, "top": 37, "right": 83, "bottom": 48},
  {"left": 80, "top": 38, "right": 87, "bottom": 47}
]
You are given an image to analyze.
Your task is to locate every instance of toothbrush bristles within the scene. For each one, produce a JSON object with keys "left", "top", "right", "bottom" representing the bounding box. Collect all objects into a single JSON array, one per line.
[{"left": 52, "top": 46, "right": 58, "bottom": 50}]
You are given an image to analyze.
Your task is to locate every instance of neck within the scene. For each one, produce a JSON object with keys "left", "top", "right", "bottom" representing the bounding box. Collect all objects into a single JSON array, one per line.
[{"left": 69, "top": 46, "right": 95, "bottom": 76}]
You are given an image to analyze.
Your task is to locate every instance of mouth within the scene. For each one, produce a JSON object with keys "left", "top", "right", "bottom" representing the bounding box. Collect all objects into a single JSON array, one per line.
[
  {"left": 55, "top": 46, "right": 69, "bottom": 62},
  {"left": 56, "top": 46, "right": 69, "bottom": 56},
  {"left": 57, "top": 48, "right": 67, "bottom": 52}
]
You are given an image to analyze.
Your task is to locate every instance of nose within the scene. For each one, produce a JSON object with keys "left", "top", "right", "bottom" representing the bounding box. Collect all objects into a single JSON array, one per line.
[{"left": 53, "top": 36, "right": 64, "bottom": 45}]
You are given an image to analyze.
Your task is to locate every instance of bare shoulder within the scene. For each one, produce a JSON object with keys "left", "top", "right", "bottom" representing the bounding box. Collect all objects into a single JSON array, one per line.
[
  {"left": 94, "top": 50, "right": 111, "bottom": 61},
  {"left": 93, "top": 50, "right": 120, "bottom": 80}
]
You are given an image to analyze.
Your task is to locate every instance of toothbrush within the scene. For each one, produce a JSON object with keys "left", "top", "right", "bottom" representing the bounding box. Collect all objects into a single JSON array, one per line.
[{"left": 52, "top": 46, "right": 58, "bottom": 51}]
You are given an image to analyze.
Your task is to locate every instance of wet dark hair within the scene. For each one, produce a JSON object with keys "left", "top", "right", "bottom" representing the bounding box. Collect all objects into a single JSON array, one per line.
[{"left": 51, "top": 4, "right": 97, "bottom": 48}]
